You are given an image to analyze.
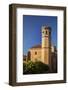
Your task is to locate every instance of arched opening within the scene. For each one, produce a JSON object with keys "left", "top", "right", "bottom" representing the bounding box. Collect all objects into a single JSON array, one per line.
[{"left": 46, "top": 31, "right": 48, "bottom": 34}]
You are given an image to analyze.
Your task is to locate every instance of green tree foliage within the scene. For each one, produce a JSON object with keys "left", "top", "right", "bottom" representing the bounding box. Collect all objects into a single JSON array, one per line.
[{"left": 23, "top": 61, "right": 49, "bottom": 74}]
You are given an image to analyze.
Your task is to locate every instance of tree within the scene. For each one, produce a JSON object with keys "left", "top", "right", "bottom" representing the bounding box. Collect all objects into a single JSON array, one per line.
[{"left": 23, "top": 61, "right": 49, "bottom": 74}]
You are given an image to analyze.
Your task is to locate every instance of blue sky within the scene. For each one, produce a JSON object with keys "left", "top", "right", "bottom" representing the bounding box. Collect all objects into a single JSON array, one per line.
[{"left": 23, "top": 15, "right": 57, "bottom": 55}]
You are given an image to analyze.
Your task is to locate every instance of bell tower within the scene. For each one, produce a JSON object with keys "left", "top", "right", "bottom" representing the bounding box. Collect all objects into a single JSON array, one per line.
[{"left": 41, "top": 26, "right": 51, "bottom": 65}]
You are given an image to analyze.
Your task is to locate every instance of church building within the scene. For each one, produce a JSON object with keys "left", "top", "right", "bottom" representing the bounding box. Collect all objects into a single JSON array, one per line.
[{"left": 26, "top": 26, "right": 57, "bottom": 72}]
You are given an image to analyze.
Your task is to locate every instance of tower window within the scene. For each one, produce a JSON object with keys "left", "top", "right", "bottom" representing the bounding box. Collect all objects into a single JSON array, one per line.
[
  {"left": 35, "top": 52, "right": 37, "bottom": 55},
  {"left": 46, "top": 31, "right": 48, "bottom": 34}
]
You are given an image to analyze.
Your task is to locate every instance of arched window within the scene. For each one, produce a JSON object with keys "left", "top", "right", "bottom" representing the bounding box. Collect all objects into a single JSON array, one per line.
[
  {"left": 35, "top": 51, "right": 37, "bottom": 55},
  {"left": 46, "top": 31, "right": 48, "bottom": 34}
]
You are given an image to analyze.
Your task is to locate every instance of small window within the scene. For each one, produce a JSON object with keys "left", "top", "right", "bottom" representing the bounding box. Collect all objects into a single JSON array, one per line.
[{"left": 35, "top": 52, "right": 37, "bottom": 55}]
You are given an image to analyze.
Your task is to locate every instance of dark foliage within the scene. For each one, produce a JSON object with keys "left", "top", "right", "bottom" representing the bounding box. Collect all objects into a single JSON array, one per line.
[{"left": 23, "top": 61, "right": 49, "bottom": 74}]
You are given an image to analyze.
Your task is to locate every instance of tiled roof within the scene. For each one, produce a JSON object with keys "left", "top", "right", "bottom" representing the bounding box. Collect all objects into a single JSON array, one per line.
[{"left": 30, "top": 44, "right": 41, "bottom": 49}]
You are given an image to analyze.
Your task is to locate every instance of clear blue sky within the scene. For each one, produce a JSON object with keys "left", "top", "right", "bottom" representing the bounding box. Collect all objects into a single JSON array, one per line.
[{"left": 23, "top": 15, "right": 57, "bottom": 55}]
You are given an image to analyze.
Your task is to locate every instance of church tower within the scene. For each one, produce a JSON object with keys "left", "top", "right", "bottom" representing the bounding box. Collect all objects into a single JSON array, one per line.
[{"left": 41, "top": 26, "right": 51, "bottom": 65}]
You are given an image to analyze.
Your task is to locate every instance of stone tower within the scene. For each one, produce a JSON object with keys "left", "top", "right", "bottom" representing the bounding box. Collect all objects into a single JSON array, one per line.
[{"left": 41, "top": 26, "right": 51, "bottom": 65}]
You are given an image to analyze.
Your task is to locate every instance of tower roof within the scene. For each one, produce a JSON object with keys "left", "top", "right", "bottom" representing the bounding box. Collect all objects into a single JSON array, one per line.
[{"left": 42, "top": 26, "right": 51, "bottom": 30}]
